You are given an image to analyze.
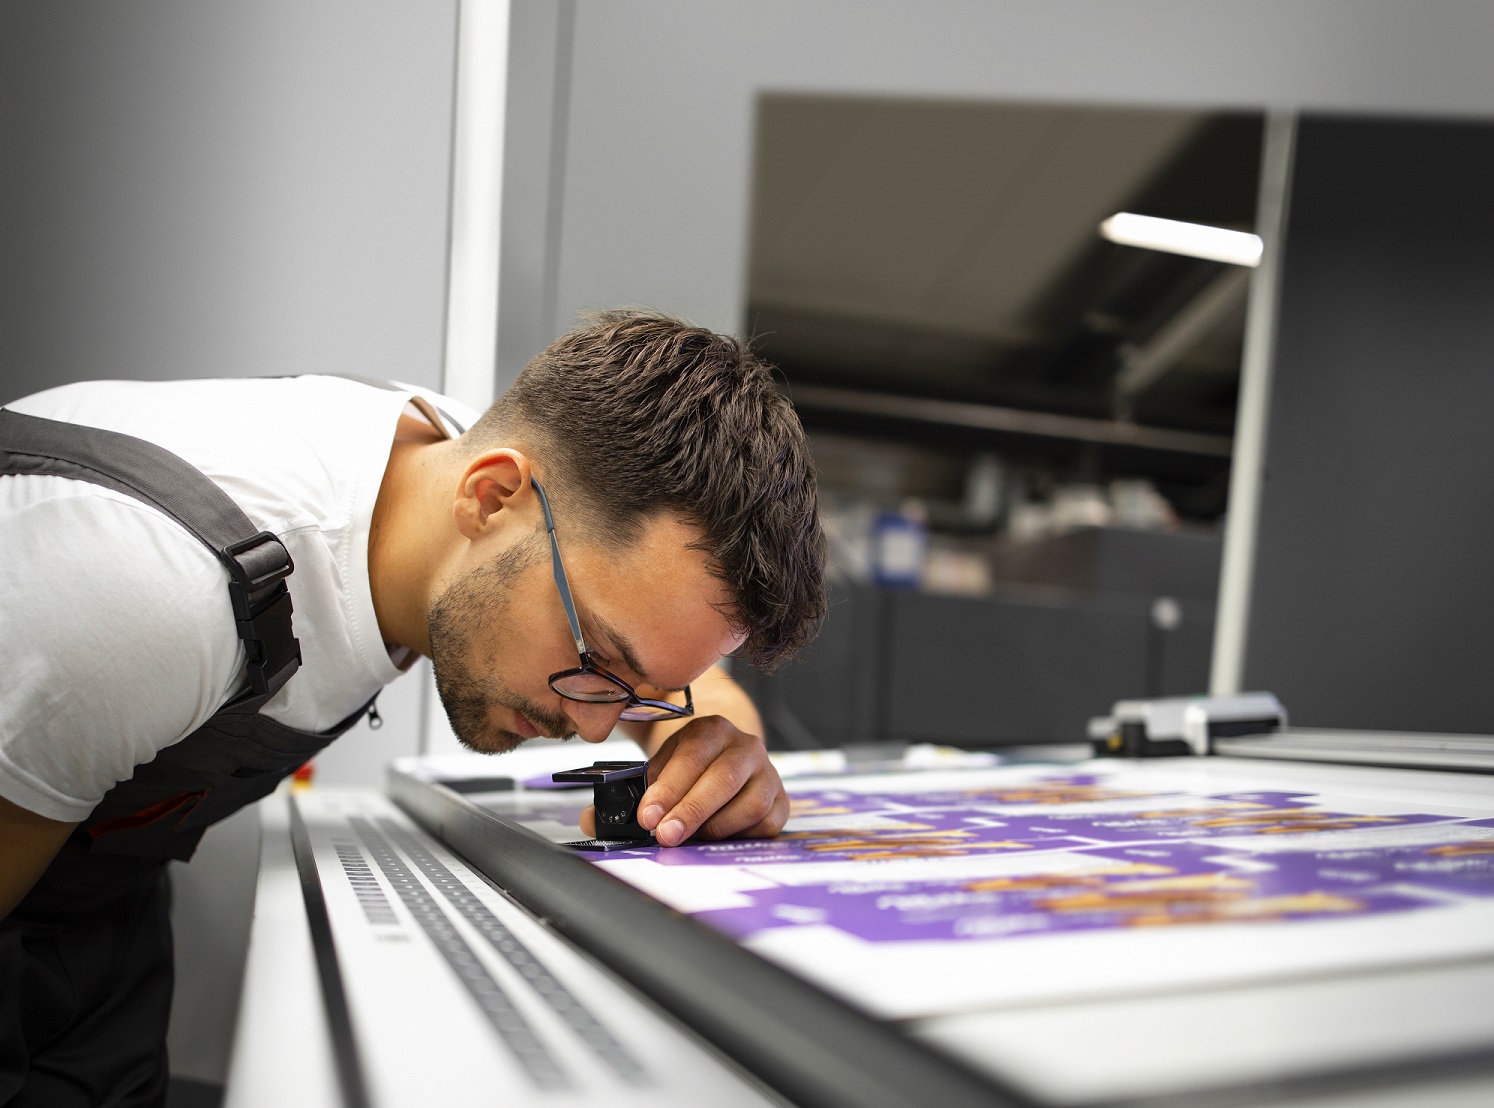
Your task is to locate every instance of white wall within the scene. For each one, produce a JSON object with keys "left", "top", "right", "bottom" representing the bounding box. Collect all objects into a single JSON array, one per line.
[
  {"left": 548, "top": 0, "right": 1494, "bottom": 339},
  {"left": 0, "top": 0, "right": 457, "bottom": 403},
  {"left": 1, "top": 0, "right": 459, "bottom": 1088}
]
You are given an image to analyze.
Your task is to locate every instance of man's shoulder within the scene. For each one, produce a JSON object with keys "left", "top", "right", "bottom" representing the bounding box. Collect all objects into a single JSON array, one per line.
[
  {"left": 1, "top": 476, "right": 231, "bottom": 612},
  {"left": 0, "top": 483, "right": 241, "bottom": 707},
  {"left": 8, "top": 374, "right": 400, "bottom": 429},
  {"left": 0, "top": 484, "right": 244, "bottom": 822},
  {"left": 10, "top": 377, "right": 408, "bottom": 523}
]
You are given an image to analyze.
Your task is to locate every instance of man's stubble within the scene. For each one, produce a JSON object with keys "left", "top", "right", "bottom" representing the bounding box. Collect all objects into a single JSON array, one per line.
[{"left": 426, "top": 532, "right": 576, "bottom": 753}]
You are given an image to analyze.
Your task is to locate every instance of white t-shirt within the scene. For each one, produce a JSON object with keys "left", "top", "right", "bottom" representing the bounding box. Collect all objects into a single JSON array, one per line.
[{"left": 0, "top": 375, "right": 474, "bottom": 822}]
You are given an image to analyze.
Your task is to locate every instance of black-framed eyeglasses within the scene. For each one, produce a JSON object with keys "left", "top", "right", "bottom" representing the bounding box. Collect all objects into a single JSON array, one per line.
[{"left": 532, "top": 476, "right": 694, "bottom": 723}]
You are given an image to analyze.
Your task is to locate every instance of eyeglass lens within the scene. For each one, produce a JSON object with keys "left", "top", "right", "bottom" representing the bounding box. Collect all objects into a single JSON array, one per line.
[
  {"left": 551, "top": 671, "right": 687, "bottom": 721},
  {"left": 551, "top": 670, "right": 629, "bottom": 703},
  {"left": 619, "top": 703, "right": 686, "bottom": 722}
]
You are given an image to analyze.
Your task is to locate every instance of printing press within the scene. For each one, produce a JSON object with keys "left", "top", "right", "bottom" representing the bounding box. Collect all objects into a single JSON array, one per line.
[{"left": 225, "top": 708, "right": 1494, "bottom": 1108}]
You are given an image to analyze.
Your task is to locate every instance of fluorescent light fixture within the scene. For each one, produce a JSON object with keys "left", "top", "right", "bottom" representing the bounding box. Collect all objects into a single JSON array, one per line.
[{"left": 1100, "top": 212, "right": 1263, "bottom": 267}]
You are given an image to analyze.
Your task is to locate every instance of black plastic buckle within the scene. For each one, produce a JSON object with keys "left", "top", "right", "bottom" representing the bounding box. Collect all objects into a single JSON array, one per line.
[
  {"left": 223, "top": 531, "right": 295, "bottom": 601},
  {"left": 222, "top": 532, "right": 302, "bottom": 697}
]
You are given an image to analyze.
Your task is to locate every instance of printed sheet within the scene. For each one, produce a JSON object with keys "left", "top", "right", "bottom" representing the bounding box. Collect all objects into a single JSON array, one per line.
[{"left": 482, "top": 759, "right": 1494, "bottom": 1018}]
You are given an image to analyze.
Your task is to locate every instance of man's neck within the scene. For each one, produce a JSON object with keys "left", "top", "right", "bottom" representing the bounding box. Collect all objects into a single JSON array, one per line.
[{"left": 368, "top": 414, "right": 455, "bottom": 657}]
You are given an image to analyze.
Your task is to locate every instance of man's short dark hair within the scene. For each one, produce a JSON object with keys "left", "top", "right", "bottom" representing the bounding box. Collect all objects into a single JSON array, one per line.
[{"left": 468, "top": 309, "right": 826, "bottom": 670}]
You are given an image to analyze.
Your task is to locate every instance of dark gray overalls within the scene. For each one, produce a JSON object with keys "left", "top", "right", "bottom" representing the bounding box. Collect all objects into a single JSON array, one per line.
[{"left": 0, "top": 407, "right": 373, "bottom": 1107}]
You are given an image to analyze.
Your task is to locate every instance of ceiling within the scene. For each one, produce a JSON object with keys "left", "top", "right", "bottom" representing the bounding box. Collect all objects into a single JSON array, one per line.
[{"left": 745, "top": 97, "right": 1264, "bottom": 500}]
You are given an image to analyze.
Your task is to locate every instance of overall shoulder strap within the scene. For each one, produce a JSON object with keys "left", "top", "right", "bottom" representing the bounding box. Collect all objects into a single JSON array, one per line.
[
  {"left": 0, "top": 408, "right": 302, "bottom": 702},
  {"left": 323, "top": 373, "right": 469, "bottom": 436}
]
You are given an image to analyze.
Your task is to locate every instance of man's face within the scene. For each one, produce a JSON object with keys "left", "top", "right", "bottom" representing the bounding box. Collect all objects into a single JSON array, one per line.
[{"left": 427, "top": 512, "right": 742, "bottom": 754}]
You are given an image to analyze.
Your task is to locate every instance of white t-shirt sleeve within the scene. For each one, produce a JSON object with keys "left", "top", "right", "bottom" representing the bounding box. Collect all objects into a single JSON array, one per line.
[{"left": 0, "top": 480, "right": 245, "bottom": 821}]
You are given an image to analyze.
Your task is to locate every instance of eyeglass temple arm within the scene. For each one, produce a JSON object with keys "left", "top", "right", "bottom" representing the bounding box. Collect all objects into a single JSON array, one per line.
[{"left": 530, "top": 477, "right": 588, "bottom": 657}]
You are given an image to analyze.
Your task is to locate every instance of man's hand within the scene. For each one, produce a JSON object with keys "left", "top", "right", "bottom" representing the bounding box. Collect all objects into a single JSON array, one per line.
[{"left": 579, "top": 715, "right": 788, "bottom": 846}]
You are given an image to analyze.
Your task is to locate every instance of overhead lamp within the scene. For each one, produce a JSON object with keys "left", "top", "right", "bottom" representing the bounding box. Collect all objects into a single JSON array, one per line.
[{"left": 1100, "top": 212, "right": 1263, "bottom": 268}]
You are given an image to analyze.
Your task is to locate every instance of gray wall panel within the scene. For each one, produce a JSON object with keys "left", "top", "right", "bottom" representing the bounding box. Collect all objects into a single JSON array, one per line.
[
  {"left": 1158, "top": 603, "right": 1216, "bottom": 697},
  {"left": 885, "top": 591, "right": 1149, "bottom": 745},
  {"left": 0, "top": 0, "right": 456, "bottom": 403},
  {"left": 737, "top": 582, "right": 881, "bottom": 748},
  {"left": 1244, "top": 116, "right": 1494, "bottom": 732}
]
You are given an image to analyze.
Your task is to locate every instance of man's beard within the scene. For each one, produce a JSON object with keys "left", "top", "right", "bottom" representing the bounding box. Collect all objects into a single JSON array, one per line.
[{"left": 427, "top": 534, "right": 576, "bottom": 753}]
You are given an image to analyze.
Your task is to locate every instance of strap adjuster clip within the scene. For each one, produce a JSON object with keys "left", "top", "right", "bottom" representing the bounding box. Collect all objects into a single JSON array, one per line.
[
  {"left": 222, "top": 530, "right": 295, "bottom": 596},
  {"left": 222, "top": 531, "right": 302, "bottom": 697}
]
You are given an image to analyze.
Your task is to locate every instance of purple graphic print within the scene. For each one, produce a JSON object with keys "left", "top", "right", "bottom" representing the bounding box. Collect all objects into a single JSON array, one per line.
[
  {"left": 612, "top": 778, "right": 1452, "bottom": 867},
  {"left": 486, "top": 771, "right": 1494, "bottom": 945},
  {"left": 690, "top": 836, "right": 1494, "bottom": 942}
]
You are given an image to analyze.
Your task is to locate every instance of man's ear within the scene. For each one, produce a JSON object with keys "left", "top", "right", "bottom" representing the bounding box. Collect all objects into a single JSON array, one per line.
[{"left": 452, "top": 449, "right": 534, "bottom": 540}]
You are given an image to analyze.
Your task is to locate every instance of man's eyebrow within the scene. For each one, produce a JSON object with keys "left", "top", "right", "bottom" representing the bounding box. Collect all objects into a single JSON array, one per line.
[{"left": 588, "top": 613, "right": 688, "bottom": 693}]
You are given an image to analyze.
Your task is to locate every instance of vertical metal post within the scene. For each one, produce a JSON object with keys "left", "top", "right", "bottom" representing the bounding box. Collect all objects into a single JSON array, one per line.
[
  {"left": 440, "top": 0, "right": 511, "bottom": 414},
  {"left": 1210, "top": 112, "right": 1298, "bottom": 695},
  {"left": 424, "top": 0, "right": 512, "bottom": 755}
]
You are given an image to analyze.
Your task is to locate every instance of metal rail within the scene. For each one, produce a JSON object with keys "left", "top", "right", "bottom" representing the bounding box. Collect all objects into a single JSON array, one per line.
[
  {"left": 788, "top": 383, "right": 1233, "bottom": 457},
  {"left": 389, "top": 769, "right": 1034, "bottom": 1108}
]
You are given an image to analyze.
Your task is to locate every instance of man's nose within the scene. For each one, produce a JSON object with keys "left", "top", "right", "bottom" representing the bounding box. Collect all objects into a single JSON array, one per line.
[{"left": 567, "top": 700, "right": 626, "bottom": 744}]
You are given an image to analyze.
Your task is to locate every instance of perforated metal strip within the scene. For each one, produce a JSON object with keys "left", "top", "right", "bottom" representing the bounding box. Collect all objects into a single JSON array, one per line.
[
  {"left": 333, "top": 841, "right": 397, "bottom": 926},
  {"left": 348, "top": 817, "right": 572, "bottom": 1090},
  {"left": 374, "top": 816, "right": 651, "bottom": 1086}
]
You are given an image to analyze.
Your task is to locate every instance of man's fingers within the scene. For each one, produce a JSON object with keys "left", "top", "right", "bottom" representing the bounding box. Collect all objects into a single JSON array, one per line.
[
  {"left": 650, "top": 745, "right": 760, "bottom": 846},
  {"left": 633, "top": 715, "right": 789, "bottom": 846},
  {"left": 644, "top": 733, "right": 680, "bottom": 788},
  {"left": 637, "top": 722, "right": 731, "bottom": 831},
  {"left": 696, "top": 778, "right": 789, "bottom": 841},
  {"left": 578, "top": 805, "right": 597, "bottom": 838}
]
